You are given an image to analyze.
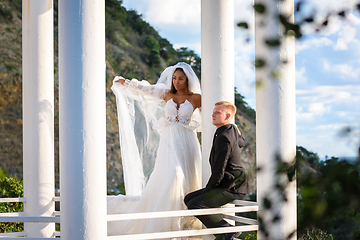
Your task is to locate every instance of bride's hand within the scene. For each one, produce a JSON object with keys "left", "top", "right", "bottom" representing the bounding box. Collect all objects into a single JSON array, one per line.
[{"left": 113, "top": 76, "right": 126, "bottom": 85}]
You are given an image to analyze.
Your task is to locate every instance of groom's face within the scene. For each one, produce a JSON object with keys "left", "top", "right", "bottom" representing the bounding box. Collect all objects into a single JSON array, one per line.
[{"left": 212, "top": 105, "right": 229, "bottom": 128}]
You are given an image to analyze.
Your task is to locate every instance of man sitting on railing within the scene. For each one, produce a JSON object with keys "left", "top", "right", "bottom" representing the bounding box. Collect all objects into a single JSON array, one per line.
[{"left": 184, "top": 101, "right": 250, "bottom": 240}]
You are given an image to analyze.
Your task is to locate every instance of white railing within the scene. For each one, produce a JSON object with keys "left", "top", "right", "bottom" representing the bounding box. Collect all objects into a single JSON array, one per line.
[
  {"left": 107, "top": 200, "right": 259, "bottom": 240},
  {"left": 0, "top": 198, "right": 25, "bottom": 203},
  {"left": 1, "top": 198, "right": 259, "bottom": 239},
  {"left": 0, "top": 197, "right": 60, "bottom": 239}
]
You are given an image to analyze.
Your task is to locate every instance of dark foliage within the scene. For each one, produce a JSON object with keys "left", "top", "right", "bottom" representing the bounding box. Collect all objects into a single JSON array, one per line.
[
  {"left": 159, "top": 38, "right": 177, "bottom": 60},
  {"left": 126, "top": 10, "right": 157, "bottom": 36},
  {"left": 235, "top": 88, "right": 256, "bottom": 123},
  {"left": 251, "top": 145, "right": 360, "bottom": 239},
  {"left": 106, "top": 0, "right": 127, "bottom": 26},
  {"left": 0, "top": 177, "right": 23, "bottom": 232},
  {"left": 141, "top": 35, "right": 161, "bottom": 67},
  {"left": 175, "top": 47, "right": 201, "bottom": 79},
  {"left": 297, "top": 148, "right": 360, "bottom": 239}
]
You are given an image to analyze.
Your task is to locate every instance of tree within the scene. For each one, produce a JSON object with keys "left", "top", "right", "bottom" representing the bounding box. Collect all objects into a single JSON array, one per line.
[
  {"left": 235, "top": 88, "right": 256, "bottom": 123},
  {"left": 159, "top": 38, "right": 177, "bottom": 60},
  {"left": 175, "top": 47, "right": 201, "bottom": 79},
  {"left": 296, "top": 148, "right": 360, "bottom": 239}
]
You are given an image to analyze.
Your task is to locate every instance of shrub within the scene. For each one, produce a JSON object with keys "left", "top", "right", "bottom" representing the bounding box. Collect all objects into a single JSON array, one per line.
[
  {"left": 0, "top": 177, "right": 24, "bottom": 233},
  {"left": 0, "top": 168, "right": 6, "bottom": 180},
  {"left": 244, "top": 232, "right": 257, "bottom": 240},
  {"left": 298, "top": 228, "right": 334, "bottom": 240}
]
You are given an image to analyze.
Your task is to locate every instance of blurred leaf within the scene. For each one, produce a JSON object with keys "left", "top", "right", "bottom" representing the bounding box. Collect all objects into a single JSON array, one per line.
[
  {"left": 287, "top": 166, "right": 296, "bottom": 182},
  {"left": 286, "top": 29, "right": 296, "bottom": 37},
  {"left": 338, "top": 126, "right": 352, "bottom": 137},
  {"left": 237, "top": 22, "right": 249, "bottom": 29},
  {"left": 322, "top": 19, "right": 329, "bottom": 27},
  {"left": 287, "top": 230, "right": 296, "bottom": 240},
  {"left": 304, "top": 17, "right": 314, "bottom": 23},
  {"left": 281, "top": 59, "right": 289, "bottom": 65},
  {"left": 314, "top": 201, "right": 327, "bottom": 218},
  {"left": 263, "top": 197, "right": 272, "bottom": 209},
  {"left": 254, "top": 4, "right": 266, "bottom": 14},
  {"left": 279, "top": 14, "right": 302, "bottom": 38},
  {"left": 265, "top": 38, "right": 281, "bottom": 47},
  {"left": 295, "top": 1, "right": 302, "bottom": 12},
  {"left": 300, "top": 186, "right": 317, "bottom": 198},
  {"left": 338, "top": 10, "right": 346, "bottom": 17},
  {"left": 271, "top": 69, "right": 279, "bottom": 78},
  {"left": 272, "top": 214, "right": 281, "bottom": 223},
  {"left": 255, "top": 79, "right": 265, "bottom": 89},
  {"left": 254, "top": 59, "right": 266, "bottom": 68}
]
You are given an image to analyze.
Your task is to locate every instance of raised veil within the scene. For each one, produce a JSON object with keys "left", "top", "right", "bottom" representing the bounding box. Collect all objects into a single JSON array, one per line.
[{"left": 110, "top": 62, "right": 202, "bottom": 196}]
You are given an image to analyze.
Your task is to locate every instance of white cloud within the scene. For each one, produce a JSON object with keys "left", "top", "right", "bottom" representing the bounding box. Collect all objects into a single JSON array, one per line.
[
  {"left": 323, "top": 60, "right": 360, "bottom": 80},
  {"left": 336, "top": 91, "right": 352, "bottom": 99},
  {"left": 297, "top": 85, "right": 359, "bottom": 104},
  {"left": 308, "top": 102, "right": 327, "bottom": 114},
  {"left": 314, "top": 123, "right": 349, "bottom": 131},
  {"left": 295, "top": 67, "right": 307, "bottom": 85},
  {"left": 295, "top": 37, "right": 333, "bottom": 53},
  {"left": 347, "top": 12, "right": 360, "bottom": 25},
  {"left": 336, "top": 111, "right": 351, "bottom": 117},
  {"left": 296, "top": 112, "right": 316, "bottom": 121},
  {"left": 334, "top": 37, "right": 348, "bottom": 51},
  {"left": 334, "top": 23, "right": 358, "bottom": 50},
  {"left": 234, "top": 40, "right": 256, "bottom": 108},
  {"left": 296, "top": 85, "right": 360, "bottom": 135},
  {"left": 143, "top": 0, "right": 200, "bottom": 26}
]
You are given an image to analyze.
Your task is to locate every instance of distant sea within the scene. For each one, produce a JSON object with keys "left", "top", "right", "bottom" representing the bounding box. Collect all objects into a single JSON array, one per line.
[
  {"left": 339, "top": 156, "right": 359, "bottom": 162},
  {"left": 320, "top": 156, "right": 359, "bottom": 162}
]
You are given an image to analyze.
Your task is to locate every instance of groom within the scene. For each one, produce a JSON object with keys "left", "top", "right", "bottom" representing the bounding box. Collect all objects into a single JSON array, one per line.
[{"left": 184, "top": 101, "right": 250, "bottom": 240}]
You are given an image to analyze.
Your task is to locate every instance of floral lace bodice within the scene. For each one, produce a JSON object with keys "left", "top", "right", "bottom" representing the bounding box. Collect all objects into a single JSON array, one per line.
[{"left": 165, "top": 99, "right": 194, "bottom": 125}]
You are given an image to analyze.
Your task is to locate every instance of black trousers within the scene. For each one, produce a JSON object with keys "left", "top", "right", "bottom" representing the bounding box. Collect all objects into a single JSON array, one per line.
[{"left": 184, "top": 188, "right": 246, "bottom": 229}]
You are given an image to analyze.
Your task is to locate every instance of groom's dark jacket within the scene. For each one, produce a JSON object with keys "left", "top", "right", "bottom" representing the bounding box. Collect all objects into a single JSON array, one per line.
[{"left": 206, "top": 124, "right": 250, "bottom": 195}]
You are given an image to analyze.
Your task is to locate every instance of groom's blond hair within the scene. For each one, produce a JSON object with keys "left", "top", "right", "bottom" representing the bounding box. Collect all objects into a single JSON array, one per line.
[{"left": 215, "top": 101, "right": 236, "bottom": 118}]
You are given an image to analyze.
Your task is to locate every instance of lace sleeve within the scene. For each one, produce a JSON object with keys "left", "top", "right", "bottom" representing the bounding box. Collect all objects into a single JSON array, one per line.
[{"left": 114, "top": 77, "right": 168, "bottom": 100}]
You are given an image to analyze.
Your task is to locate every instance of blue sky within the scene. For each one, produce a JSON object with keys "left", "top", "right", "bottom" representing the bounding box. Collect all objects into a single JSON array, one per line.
[{"left": 121, "top": 0, "right": 360, "bottom": 159}]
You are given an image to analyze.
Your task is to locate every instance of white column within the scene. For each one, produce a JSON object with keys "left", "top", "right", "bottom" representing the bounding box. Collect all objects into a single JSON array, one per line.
[
  {"left": 255, "top": 0, "right": 296, "bottom": 239},
  {"left": 59, "top": 1, "right": 107, "bottom": 239},
  {"left": 201, "top": 0, "right": 235, "bottom": 186},
  {"left": 22, "top": 0, "right": 55, "bottom": 237}
]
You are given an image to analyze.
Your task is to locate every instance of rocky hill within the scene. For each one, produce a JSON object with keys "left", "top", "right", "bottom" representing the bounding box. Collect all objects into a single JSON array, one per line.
[{"left": 0, "top": 0, "right": 256, "bottom": 193}]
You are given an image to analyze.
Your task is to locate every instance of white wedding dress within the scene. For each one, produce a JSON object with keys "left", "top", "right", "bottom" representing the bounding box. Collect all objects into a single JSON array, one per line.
[{"left": 107, "top": 78, "right": 202, "bottom": 237}]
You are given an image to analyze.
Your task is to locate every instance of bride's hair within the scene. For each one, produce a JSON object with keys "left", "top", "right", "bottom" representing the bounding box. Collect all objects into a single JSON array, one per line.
[{"left": 170, "top": 68, "right": 189, "bottom": 93}]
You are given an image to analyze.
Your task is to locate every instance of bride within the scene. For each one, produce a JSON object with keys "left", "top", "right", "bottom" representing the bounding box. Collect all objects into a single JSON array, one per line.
[{"left": 107, "top": 62, "right": 202, "bottom": 237}]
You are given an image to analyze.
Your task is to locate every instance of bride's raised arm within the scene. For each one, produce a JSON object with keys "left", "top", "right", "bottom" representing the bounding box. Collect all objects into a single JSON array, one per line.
[{"left": 113, "top": 76, "right": 168, "bottom": 100}]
